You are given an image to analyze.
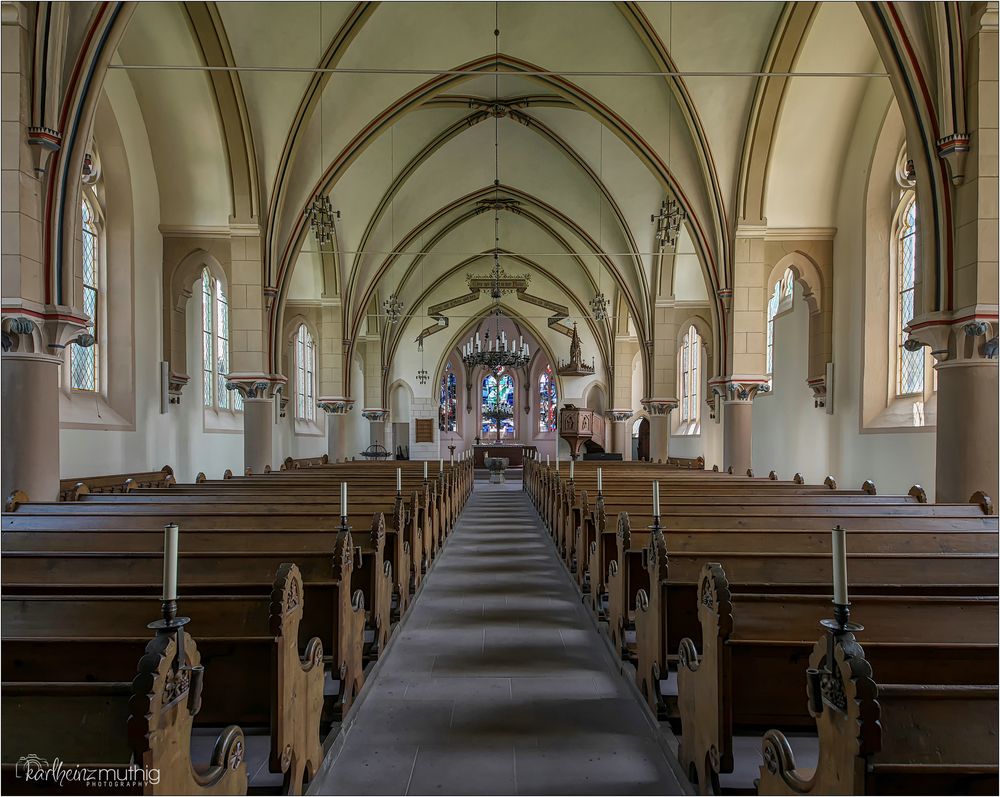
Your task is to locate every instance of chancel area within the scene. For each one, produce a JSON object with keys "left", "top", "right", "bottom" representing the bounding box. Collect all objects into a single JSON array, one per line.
[{"left": 1, "top": 1, "right": 998, "bottom": 795}]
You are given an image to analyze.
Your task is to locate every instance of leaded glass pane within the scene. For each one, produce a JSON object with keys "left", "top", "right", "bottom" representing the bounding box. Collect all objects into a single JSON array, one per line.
[
  {"left": 73, "top": 198, "right": 100, "bottom": 391},
  {"left": 538, "top": 366, "right": 557, "bottom": 432},
  {"left": 202, "top": 271, "right": 213, "bottom": 407},
  {"left": 766, "top": 286, "right": 780, "bottom": 376},
  {"left": 70, "top": 344, "right": 96, "bottom": 391},
  {"left": 896, "top": 198, "right": 923, "bottom": 396}
]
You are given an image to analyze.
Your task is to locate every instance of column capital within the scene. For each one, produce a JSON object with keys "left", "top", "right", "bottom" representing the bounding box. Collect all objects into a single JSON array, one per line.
[
  {"left": 606, "top": 409, "right": 634, "bottom": 422},
  {"left": 318, "top": 396, "right": 355, "bottom": 415},
  {"left": 905, "top": 307, "right": 998, "bottom": 364},
  {"left": 640, "top": 398, "right": 678, "bottom": 416},
  {"left": 361, "top": 407, "right": 389, "bottom": 422},
  {"left": 225, "top": 372, "right": 286, "bottom": 399},
  {"left": 709, "top": 376, "right": 771, "bottom": 403},
  {"left": 2, "top": 303, "right": 90, "bottom": 353}
]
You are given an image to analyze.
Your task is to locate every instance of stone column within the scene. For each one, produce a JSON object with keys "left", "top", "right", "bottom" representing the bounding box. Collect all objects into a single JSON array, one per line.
[
  {"left": 319, "top": 397, "right": 355, "bottom": 463},
  {"left": 641, "top": 399, "right": 677, "bottom": 463},
  {"left": 226, "top": 375, "right": 283, "bottom": 474},
  {"left": 362, "top": 408, "right": 389, "bottom": 451},
  {"left": 921, "top": 321, "right": 999, "bottom": 503},
  {"left": 1, "top": 350, "right": 62, "bottom": 501},
  {"left": 242, "top": 397, "right": 273, "bottom": 474},
  {"left": 710, "top": 378, "right": 770, "bottom": 475},
  {"left": 606, "top": 410, "right": 632, "bottom": 458}
]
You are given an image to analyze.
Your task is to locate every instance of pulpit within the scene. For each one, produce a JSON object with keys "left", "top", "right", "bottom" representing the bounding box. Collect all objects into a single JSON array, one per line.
[{"left": 558, "top": 405, "right": 606, "bottom": 459}]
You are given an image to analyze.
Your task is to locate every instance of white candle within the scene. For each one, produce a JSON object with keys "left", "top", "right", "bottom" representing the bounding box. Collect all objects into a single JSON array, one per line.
[
  {"left": 439, "top": 458, "right": 444, "bottom": 474},
  {"left": 423, "top": 461, "right": 428, "bottom": 480},
  {"left": 569, "top": 460, "right": 575, "bottom": 480},
  {"left": 396, "top": 467, "right": 402, "bottom": 493},
  {"left": 652, "top": 480, "right": 660, "bottom": 517},
  {"left": 832, "top": 525, "right": 849, "bottom": 605},
  {"left": 546, "top": 455, "right": 550, "bottom": 467},
  {"left": 597, "top": 467, "right": 603, "bottom": 494},
  {"left": 162, "top": 523, "right": 179, "bottom": 601},
  {"left": 340, "top": 482, "right": 348, "bottom": 518}
]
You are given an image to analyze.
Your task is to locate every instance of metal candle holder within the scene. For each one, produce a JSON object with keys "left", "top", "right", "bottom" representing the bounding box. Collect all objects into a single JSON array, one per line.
[
  {"left": 807, "top": 602, "right": 864, "bottom": 715},
  {"left": 148, "top": 599, "right": 204, "bottom": 715}
]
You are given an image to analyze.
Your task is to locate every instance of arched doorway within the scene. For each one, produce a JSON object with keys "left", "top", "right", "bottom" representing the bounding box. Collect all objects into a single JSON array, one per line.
[{"left": 632, "top": 417, "right": 650, "bottom": 462}]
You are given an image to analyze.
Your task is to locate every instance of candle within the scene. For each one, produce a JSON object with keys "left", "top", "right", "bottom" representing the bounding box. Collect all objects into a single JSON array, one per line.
[
  {"left": 423, "top": 461, "right": 428, "bottom": 480},
  {"left": 546, "top": 454, "right": 550, "bottom": 467},
  {"left": 832, "top": 525, "right": 849, "bottom": 605},
  {"left": 439, "top": 458, "right": 444, "bottom": 474},
  {"left": 162, "top": 523, "right": 179, "bottom": 601},
  {"left": 569, "top": 460, "right": 575, "bottom": 480},
  {"left": 652, "top": 480, "right": 660, "bottom": 518},
  {"left": 340, "top": 482, "right": 348, "bottom": 518},
  {"left": 597, "top": 467, "right": 603, "bottom": 494},
  {"left": 396, "top": 467, "right": 402, "bottom": 493}
]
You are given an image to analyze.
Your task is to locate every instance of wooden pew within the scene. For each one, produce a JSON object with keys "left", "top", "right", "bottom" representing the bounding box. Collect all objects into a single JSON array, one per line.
[
  {"left": 677, "top": 561, "right": 998, "bottom": 793},
  {"left": 57, "top": 465, "right": 175, "bottom": 501},
  {"left": 3, "top": 516, "right": 368, "bottom": 720},
  {"left": 1, "top": 630, "right": 247, "bottom": 795},
  {"left": 2, "top": 564, "right": 325, "bottom": 793},
  {"left": 756, "top": 627, "right": 998, "bottom": 794}
]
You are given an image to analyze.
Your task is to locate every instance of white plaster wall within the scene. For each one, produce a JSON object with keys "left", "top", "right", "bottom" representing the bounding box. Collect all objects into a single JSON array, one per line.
[
  {"left": 749, "top": 77, "right": 935, "bottom": 496},
  {"left": 752, "top": 288, "right": 832, "bottom": 484},
  {"left": 58, "top": 75, "right": 312, "bottom": 482}
]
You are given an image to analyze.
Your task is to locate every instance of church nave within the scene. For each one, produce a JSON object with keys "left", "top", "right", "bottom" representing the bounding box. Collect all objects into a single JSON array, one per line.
[{"left": 314, "top": 481, "right": 683, "bottom": 796}]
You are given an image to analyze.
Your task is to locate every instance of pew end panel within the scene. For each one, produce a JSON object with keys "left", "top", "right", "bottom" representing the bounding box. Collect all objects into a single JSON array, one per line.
[
  {"left": 129, "top": 631, "right": 249, "bottom": 795},
  {"left": 269, "top": 563, "right": 324, "bottom": 795},
  {"left": 677, "top": 563, "right": 735, "bottom": 795}
]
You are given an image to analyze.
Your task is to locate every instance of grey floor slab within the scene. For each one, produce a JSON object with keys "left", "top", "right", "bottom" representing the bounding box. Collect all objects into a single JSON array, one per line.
[{"left": 310, "top": 481, "right": 684, "bottom": 796}]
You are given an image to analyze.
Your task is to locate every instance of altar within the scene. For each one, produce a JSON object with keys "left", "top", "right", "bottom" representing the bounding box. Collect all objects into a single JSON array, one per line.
[{"left": 472, "top": 444, "right": 535, "bottom": 469}]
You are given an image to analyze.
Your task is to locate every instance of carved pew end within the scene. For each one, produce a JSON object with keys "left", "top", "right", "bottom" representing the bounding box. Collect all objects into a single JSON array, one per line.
[
  {"left": 5, "top": 489, "right": 29, "bottom": 512},
  {"left": 768, "top": 470, "right": 777, "bottom": 480},
  {"left": 907, "top": 484, "right": 927, "bottom": 503},
  {"left": 195, "top": 472, "right": 207, "bottom": 483},
  {"left": 862, "top": 479, "right": 877, "bottom": 495},
  {"left": 824, "top": 475, "right": 837, "bottom": 490},
  {"left": 793, "top": 473, "right": 804, "bottom": 484},
  {"left": 971, "top": 490, "right": 995, "bottom": 515}
]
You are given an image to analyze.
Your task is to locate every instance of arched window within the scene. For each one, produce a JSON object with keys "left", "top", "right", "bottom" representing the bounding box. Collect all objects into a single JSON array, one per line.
[
  {"left": 766, "top": 268, "right": 794, "bottom": 378},
  {"left": 201, "top": 268, "right": 242, "bottom": 412},
  {"left": 538, "top": 364, "right": 557, "bottom": 432},
  {"left": 677, "top": 325, "right": 701, "bottom": 432},
  {"left": 71, "top": 197, "right": 100, "bottom": 391},
  {"left": 481, "top": 367, "right": 515, "bottom": 438},
  {"left": 295, "top": 324, "right": 316, "bottom": 421},
  {"left": 895, "top": 196, "right": 923, "bottom": 396},
  {"left": 439, "top": 362, "right": 457, "bottom": 432}
]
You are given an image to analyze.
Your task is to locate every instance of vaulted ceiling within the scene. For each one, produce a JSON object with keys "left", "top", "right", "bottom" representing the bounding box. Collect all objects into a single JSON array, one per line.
[{"left": 111, "top": 1, "right": 883, "bottom": 383}]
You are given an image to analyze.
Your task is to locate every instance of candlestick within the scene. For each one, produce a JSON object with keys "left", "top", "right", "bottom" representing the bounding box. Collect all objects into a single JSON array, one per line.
[
  {"left": 396, "top": 467, "right": 402, "bottom": 494},
  {"left": 340, "top": 481, "right": 348, "bottom": 519},
  {"left": 162, "top": 523, "right": 179, "bottom": 601},
  {"left": 652, "top": 480, "right": 660, "bottom": 518},
  {"left": 597, "top": 467, "right": 603, "bottom": 495},
  {"left": 831, "top": 525, "right": 848, "bottom": 605}
]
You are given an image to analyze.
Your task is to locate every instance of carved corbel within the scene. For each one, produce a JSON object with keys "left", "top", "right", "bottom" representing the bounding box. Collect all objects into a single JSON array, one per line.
[
  {"left": 937, "top": 134, "right": 971, "bottom": 186},
  {"left": 317, "top": 396, "right": 355, "bottom": 415}
]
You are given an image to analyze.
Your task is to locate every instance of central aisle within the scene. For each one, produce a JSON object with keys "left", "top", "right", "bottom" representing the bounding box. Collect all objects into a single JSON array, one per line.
[{"left": 312, "top": 481, "right": 684, "bottom": 795}]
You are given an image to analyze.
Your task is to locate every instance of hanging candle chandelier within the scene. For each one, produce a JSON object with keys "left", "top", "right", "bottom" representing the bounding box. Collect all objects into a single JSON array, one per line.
[
  {"left": 651, "top": 197, "right": 685, "bottom": 247},
  {"left": 383, "top": 294, "right": 404, "bottom": 324},
  {"left": 590, "top": 292, "right": 609, "bottom": 321},
  {"left": 307, "top": 194, "right": 338, "bottom": 245}
]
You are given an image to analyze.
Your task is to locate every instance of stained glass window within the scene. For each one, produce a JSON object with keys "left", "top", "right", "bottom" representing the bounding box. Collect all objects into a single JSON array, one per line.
[
  {"left": 71, "top": 198, "right": 99, "bottom": 391},
  {"left": 481, "top": 368, "right": 515, "bottom": 437},
  {"left": 295, "top": 324, "right": 316, "bottom": 421},
  {"left": 896, "top": 197, "right": 923, "bottom": 396},
  {"left": 439, "top": 363, "right": 457, "bottom": 432},
  {"left": 678, "top": 326, "right": 700, "bottom": 426},
  {"left": 538, "top": 365, "right": 557, "bottom": 432},
  {"left": 202, "top": 268, "right": 242, "bottom": 412}
]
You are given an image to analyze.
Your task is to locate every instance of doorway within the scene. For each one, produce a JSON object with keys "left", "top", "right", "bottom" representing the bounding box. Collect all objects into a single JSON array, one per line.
[{"left": 632, "top": 417, "right": 650, "bottom": 462}]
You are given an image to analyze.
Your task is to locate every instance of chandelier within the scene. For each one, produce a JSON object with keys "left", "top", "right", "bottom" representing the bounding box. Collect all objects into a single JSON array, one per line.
[
  {"left": 651, "top": 197, "right": 685, "bottom": 247},
  {"left": 307, "top": 194, "right": 339, "bottom": 244},
  {"left": 416, "top": 368, "right": 429, "bottom": 385},
  {"left": 383, "top": 294, "right": 403, "bottom": 324},
  {"left": 461, "top": 253, "right": 530, "bottom": 369},
  {"left": 590, "top": 292, "right": 609, "bottom": 321}
]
